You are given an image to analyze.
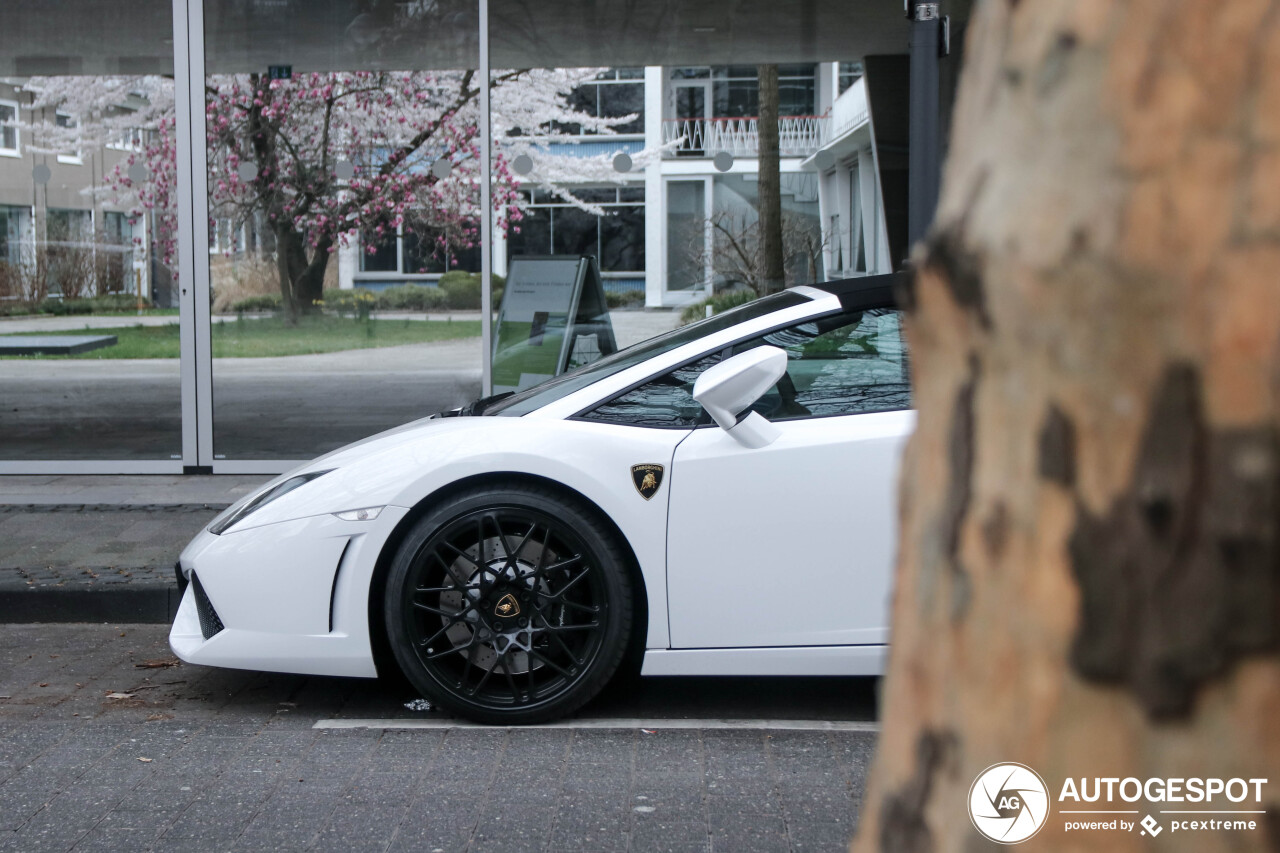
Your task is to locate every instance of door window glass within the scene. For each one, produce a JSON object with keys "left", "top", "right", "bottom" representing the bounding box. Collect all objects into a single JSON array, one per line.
[
  {"left": 578, "top": 304, "right": 910, "bottom": 428},
  {"left": 577, "top": 351, "right": 723, "bottom": 428},
  {"left": 738, "top": 307, "right": 910, "bottom": 419}
]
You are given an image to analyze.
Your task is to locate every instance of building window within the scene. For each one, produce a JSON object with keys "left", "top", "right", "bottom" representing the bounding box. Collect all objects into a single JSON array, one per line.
[
  {"left": 359, "top": 225, "right": 480, "bottom": 276},
  {"left": 0, "top": 205, "right": 31, "bottom": 267},
  {"left": 829, "top": 213, "right": 842, "bottom": 272},
  {"left": 838, "top": 62, "right": 864, "bottom": 95},
  {"left": 360, "top": 230, "right": 398, "bottom": 273},
  {"left": 666, "top": 180, "right": 705, "bottom": 291},
  {"left": 671, "top": 65, "right": 817, "bottom": 118},
  {"left": 557, "top": 68, "right": 645, "bottom": 136},
  {"left": 107, "top": 127, "right": 145, "bottom": 152},
  {"left": 44, "top": 208, "right": 93, "bottom": 297},
  {"left": 55, "top": 113, "right": 82, "bottom": 164},
  {"left": 0, "top": 101, "right": 19, "bottom": 156},
  {"left": 849, "top": 162, "right": 866, "bottom": 274},
  {"left": 209, "top": 217, "right": 244, "bottom": 254},
  {"left": 99, "top": 211, "right": 134, "bottom": 293},
  {"left": 404, "top": 228, "right": 479, "bottom": 273},
  {"left": 507, "top": 187, "right": 645, "bottom": 273}
]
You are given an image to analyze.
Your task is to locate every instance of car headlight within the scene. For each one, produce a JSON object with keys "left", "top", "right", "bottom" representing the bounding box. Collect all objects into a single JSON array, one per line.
[{"left": 209, "top": 469, "right": 333, "bottom": 535}]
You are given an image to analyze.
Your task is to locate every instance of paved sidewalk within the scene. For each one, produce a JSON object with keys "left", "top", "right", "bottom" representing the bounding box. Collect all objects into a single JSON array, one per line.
[{"left": 0, "top": 477, "right": 267, "bottom": 624}]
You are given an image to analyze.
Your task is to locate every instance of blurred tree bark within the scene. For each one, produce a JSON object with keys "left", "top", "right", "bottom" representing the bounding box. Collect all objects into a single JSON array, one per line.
[
  {"left": 854, "top": 1, "right": 1280, "bottom": 851},
  {"left": 757, "top": 64, "right": 785, "bottom": 293}
]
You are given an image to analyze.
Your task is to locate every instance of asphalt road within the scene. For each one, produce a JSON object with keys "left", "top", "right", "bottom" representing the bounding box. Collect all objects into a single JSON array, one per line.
[
  {"left": 0, "top": 311, "right": 681, "bottom": 461},
  {"left": 0, "top": 624, "right": 879, "bottom": 852},
  {"left": 0, "top": 341, "right": 482, "bottom": 461}
]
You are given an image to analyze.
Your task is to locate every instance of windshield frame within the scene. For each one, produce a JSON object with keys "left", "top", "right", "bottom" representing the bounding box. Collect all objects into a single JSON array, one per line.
[{"left": 484, "top": 290, "right": 811, "bottom": 417}]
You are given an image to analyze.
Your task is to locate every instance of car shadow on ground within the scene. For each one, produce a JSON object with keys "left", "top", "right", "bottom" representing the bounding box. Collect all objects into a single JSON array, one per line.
[{"left": 114, "top": 665, "right": 880, "bottom": 726}]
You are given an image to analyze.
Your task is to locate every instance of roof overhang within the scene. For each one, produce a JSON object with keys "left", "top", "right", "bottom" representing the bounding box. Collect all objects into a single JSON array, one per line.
[{"left": 4, "top": 0, "right": 913, "bottom": 76}]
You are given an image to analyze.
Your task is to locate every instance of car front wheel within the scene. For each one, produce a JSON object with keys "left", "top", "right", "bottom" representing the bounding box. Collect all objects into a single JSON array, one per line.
[{"left": 385, "top": 484, "right": 633, "bottom": 725}]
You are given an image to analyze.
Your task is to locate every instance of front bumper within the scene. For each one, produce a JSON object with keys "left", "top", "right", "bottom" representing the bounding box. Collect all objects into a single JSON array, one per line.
[{"left": 169, "top": 506, "right": 409, "bottom": 678}]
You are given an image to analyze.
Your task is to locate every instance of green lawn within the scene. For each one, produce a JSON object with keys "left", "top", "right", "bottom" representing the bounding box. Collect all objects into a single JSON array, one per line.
[{"left": 4, "top": 315, "right": 482, "bottom": 359}]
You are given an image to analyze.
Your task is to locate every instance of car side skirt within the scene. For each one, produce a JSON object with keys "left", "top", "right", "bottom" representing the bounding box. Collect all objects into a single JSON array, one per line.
[{"left": 640, "top": 645, "right": 886, "bottom": 677}]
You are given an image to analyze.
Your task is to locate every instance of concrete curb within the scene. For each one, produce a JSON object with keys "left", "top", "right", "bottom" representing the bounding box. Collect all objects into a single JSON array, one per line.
[
  {"left": 0, "top": 584, "right": 180, "bottom": 624},
  {"left": 0, "top": 503, "right": 229, "bottom": 514}
]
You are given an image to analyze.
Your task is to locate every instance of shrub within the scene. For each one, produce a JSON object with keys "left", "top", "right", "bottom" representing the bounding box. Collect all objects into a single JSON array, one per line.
[
  {"left": 36, "top": 294, "right": 151, "bottom": 315},
  {"left": 319, "top": 287, "right": 378, "bottom": 319},
  {"left": 38, "top": 297, "right": 93, "bottom": 316},
  {"left": 91, "top": 293, "right": 150, "bottom": 312},
  {"left": 231, "top": 293, "right": 282, "bottom": 313},
  {"left": 438, "top": 272, "right": 505, "bottom": 311},
  {"left": 679, "top": 289, "right": 759, "bottom": 326},
  {"left": 605, "top": 288, "right": 645, "bottom": 309},
  {"left": 210, "top": 253, "right": 279, "bottom": 313},
  {"left": 373, "top": 284, "right": 449, "bottom": 312},
  {"left": 0, "top": 302, "right": 33, "bottom": 317}
]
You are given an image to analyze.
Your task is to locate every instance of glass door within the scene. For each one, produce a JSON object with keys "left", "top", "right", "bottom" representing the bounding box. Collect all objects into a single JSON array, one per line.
[
  {"left": 0, "top": 3, "right": 183, "bottom": 467},
  {"left": 200, "top": 0, "right": 482, "bottom": 465},
  {"left": 672, "top": 80, "right": 711, "bottom": 157}
]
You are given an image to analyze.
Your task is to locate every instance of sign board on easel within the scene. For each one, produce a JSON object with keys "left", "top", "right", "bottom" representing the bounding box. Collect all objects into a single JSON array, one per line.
[{"left": 492, "top": 256, "right": 618, "bottom": 393}]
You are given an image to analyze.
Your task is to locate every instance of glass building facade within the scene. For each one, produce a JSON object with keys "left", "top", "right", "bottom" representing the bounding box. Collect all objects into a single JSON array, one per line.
[{"left": 1, "top": 0, "right": 910, "bottom": 471}]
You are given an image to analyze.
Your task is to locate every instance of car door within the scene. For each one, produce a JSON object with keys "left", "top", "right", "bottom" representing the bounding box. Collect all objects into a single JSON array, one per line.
[{"left": 665, "top": 305, "right": 913, "bottom": 649}]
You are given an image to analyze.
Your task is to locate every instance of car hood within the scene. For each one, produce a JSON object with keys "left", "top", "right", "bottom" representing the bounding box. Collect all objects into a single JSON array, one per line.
[{"left": 209, "top": 414, "right": 510, "bottom": 534}]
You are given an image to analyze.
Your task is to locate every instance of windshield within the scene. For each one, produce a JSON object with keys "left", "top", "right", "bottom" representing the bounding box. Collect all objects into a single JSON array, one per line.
[{"left": 485, "top": 291, "right": 809, "bottom": 416}]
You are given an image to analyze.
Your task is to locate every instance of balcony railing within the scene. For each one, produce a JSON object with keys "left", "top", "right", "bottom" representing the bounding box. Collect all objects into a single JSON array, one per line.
[{"left": 661, "top": 115, "right": 828, "bottom": 158}]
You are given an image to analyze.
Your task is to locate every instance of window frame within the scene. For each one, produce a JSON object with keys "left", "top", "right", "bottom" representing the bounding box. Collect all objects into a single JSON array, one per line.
[
  {"left": 571, "top": 296, "right": 909, "bottom": 429},
  {"left": 0, "top": 100, "right": 20, "bottom": 157},
  {"left": 669, "top": 65, "right": 818, "bottom": 120},
  {"left": 106, "top": 126, "right": 145, "bottom": 152},
  {"left": 562, "top": 69, "right": 645, "bottom": 138},
  {"left": 55, "top": 112, "right": 83, "bottom": 165},
  {"left": 837, "top": 62, "right": 864, "bottom": 96},
  {"left": 354, "top": 222, "right": 479, "bottom": 279},
  {"left": 508, "top": 186, "right": 646, "bottom": 274}
]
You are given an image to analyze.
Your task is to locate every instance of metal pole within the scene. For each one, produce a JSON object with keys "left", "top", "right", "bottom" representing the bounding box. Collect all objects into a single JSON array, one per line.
[
  {"left": 173, "top": 0, "right": 205, "bottom": 471},
  {"left": 907, "top": 1, "right": 941, "bottom": 248},
  {"left": 479, "top": 0, "right": 493, "bottom": 396}
]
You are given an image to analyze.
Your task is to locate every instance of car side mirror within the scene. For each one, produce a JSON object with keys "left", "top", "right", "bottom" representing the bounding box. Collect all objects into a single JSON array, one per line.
[{"left": 692, "top": 346, "right": 787, "bottom": 448}]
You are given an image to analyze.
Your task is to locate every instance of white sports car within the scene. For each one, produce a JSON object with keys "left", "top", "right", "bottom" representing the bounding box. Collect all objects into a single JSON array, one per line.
[{"left": 171, "top": 277, "right": 913, "bottom": 723}]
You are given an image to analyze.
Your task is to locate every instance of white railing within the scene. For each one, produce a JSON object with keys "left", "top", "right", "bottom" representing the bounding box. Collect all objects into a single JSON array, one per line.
[
  {"left": 828, "top": 77, "right": 870, "bottom": 141},
  {"left": 661, "top": 115, "right": 829, "bottom": 158}
]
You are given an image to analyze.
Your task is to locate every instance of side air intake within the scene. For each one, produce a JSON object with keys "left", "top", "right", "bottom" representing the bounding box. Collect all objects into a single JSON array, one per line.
[{"left": 190, "top": 573, "right": 225, "bottom": 640}]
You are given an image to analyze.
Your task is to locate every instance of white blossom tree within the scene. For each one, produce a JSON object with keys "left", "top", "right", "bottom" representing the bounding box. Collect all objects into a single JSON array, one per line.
[{"left": 22, "top": 75, "right": 178, "bottom": 274}]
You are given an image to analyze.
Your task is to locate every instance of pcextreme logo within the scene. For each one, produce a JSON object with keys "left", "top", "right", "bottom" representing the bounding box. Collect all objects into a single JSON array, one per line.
[
  {"left": 968, "top": 763, "right": 1051, "bottom": 844},
  {"left": 968, "top": 764, "right": 1270, "bottom": 844}
]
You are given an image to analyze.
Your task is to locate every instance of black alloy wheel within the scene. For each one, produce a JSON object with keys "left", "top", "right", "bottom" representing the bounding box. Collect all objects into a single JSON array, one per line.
[{"left": 385, "top": 484, "right": 633, "bottom": 724}]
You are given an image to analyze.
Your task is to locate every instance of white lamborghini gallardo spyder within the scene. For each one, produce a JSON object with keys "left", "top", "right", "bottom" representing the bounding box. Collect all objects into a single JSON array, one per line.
[{"left": 171, "top": 276, "right": 913, "bottom": 723}]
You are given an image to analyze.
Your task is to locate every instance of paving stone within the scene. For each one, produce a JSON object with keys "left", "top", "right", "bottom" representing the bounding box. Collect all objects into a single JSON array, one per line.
[
  {"left": 629, "top": 819, "right": 712, "bottom": 853},
  {"left": 546, "top": 826, "right": 631, "bottom": 852},
  {"left": 787, "top": 820, "right": 859, "bottom": 852}
]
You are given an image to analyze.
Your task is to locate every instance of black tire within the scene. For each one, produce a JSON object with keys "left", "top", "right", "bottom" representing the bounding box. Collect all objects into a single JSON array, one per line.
[{"left": 385, "top": 483, "right": 633, "bottom": 725}]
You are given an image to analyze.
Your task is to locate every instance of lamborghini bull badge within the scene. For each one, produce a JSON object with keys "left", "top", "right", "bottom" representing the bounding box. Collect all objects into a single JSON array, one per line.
[{"left": 631, "top": 464, "right": 665, "bottom": 500}]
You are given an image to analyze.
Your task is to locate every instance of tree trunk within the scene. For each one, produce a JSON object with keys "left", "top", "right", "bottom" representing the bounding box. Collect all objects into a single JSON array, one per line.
[
  {"left": 854, "top": 2, "right": 1280, "bottom": 852},
  {"left": 756, "top": 64, "right": 785, "bottom": 294},
  {"left": 273, "top": 226, "right": 331, "bottom": 323}
]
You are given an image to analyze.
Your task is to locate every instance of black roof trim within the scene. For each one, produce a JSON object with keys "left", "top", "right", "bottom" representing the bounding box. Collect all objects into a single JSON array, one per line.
[{"left": 805, "top": 272, "right": 907, "bottom": 312}]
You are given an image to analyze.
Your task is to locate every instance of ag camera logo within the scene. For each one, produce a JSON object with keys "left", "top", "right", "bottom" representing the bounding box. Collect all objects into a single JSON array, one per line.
[{"left": 969, "top": 763, "right": 1051, "bottom": 844}]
